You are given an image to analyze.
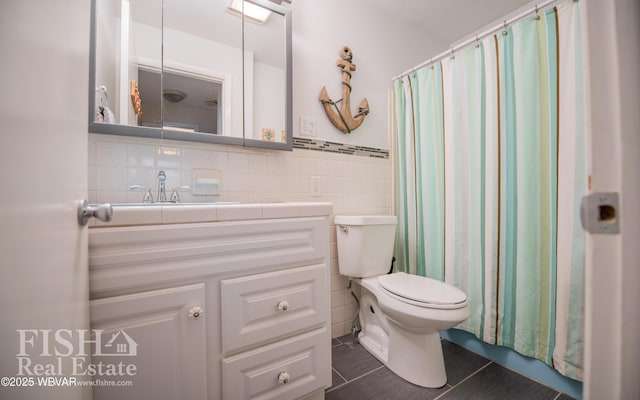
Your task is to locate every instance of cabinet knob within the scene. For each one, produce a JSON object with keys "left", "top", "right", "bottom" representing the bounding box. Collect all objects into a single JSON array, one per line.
[
  {"left": 188, "top": 306, "right": 204, "bottom": 320},
  {"left": 277, "top": 300, "right": 289, "bottom": 311},
  {"left": 277, "top": 371, "right": 290, "bottom": 384}
]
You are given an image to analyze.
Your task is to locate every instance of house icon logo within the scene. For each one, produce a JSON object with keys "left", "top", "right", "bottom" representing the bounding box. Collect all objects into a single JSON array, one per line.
[{"left": 98, "top": 330, "right": 138, "bottom": 356}]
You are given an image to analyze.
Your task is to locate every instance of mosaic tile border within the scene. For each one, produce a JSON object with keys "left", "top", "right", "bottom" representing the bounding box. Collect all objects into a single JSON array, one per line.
[{"left": 293, "top": 137, "right": 389, "bottom": 159}]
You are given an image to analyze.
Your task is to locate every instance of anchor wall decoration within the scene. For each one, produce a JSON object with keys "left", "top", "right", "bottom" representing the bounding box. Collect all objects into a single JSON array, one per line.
[{"left": 319, "top": 46, "right": 370, "bottom": 134}]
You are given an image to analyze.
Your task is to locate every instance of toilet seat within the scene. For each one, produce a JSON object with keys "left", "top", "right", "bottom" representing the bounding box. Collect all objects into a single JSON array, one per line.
[{"left": 378, "top": 272, "right": 467, "bottom": 310}]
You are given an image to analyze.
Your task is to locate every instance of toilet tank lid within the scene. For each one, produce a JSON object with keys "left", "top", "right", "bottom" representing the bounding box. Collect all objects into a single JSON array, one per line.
[{"left": 334, "top": 215, "right": 397, "bottom": 226}]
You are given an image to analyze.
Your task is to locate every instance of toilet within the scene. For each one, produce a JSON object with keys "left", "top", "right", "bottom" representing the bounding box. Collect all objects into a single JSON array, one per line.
[{"left": 335, "top": 215, "right": 470, "bottom": 388}]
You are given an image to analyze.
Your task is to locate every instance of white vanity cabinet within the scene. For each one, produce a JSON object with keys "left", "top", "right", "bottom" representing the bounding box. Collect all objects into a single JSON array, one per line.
[{"left": 88, "top": 203, "right": 332, "bottom": 400}]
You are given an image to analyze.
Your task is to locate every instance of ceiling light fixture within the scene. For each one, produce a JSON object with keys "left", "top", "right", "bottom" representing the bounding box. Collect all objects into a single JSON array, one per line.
[
  {"left": 163, "top": 90, "right": 186, "bottom": 103},
  {"left": 228, "top": 0, "right": 271, "bottom": 24}
]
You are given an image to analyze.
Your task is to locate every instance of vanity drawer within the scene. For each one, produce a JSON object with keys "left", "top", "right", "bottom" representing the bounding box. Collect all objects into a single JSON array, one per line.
[
  {"left": 220, "top": 264, "right": 328, "bottom": 353},
  {"left": 221, "top": 328, "right": 330, "bottom": 400}
]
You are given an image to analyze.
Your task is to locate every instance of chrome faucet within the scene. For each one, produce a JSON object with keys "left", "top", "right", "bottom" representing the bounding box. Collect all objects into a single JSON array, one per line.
[
  {"left": 157, "top": 170, "right": 167, "bottom": 202},
  {"left": 130, "top": 170, "right": 190, "bottom": 203}
]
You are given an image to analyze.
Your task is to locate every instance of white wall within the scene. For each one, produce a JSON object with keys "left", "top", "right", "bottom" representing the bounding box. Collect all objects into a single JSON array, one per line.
[{"left": 290, "top": 0, "right": 444, "bottom": 149}]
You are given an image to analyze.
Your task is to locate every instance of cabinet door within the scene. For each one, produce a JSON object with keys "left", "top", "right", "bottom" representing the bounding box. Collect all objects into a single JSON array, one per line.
[{"left": 90, "top": 284, "right": 206, "bottom": 400}]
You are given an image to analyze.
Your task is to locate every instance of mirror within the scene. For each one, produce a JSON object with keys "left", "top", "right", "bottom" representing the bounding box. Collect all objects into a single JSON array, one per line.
[
  {"left": 89, "top": 0, "right": 291, "bottom": 150},
  {"left": 137, "top": 67, "right": 224, "bottom": 134},
  {"left": 242, "top": 0, "right": 291, "bottom": 148}
]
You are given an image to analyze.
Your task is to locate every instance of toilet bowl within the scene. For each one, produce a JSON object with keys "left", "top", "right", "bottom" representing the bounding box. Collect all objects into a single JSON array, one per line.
[{"left": 335, "top": 215, "right": 470, "bottom": 388}]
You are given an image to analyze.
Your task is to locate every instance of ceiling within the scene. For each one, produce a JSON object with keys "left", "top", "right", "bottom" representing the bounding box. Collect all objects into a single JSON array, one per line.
[{"left": 362, "top": 0, "right": 536, "bottom": 46}]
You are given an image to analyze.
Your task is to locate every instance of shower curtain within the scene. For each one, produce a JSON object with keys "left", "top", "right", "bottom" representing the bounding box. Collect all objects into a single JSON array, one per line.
[
  {"left": 394, "top": 65, "right": 445, "bottom": 280},
  {"left": 392, "top": 0, "right": 588, "bottom": 380}
]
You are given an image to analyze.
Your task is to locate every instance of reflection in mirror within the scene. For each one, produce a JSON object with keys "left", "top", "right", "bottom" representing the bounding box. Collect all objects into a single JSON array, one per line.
[
  {"left": 92, "top": 0, "right": 161, "bottom": 131},
  {"left": 163, "top": 0, "right": 242, "bottom": 139},
  {"left": 89, "top": 0, "right": 291, "bottom": 149},
  {"left": 138, "top": 68, "right": 223, "bottom": 135},
  {"left": 244, "top": 0, "right": 287, "bottom": 144}
]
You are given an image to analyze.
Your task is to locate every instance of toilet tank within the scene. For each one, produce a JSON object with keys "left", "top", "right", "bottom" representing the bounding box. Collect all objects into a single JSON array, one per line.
[{"left": 334, "top": 215, "right": 397, "bottom": 278}]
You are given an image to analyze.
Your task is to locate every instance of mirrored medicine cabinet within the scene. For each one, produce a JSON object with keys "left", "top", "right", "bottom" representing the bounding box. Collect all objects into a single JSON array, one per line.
[{"left": 88, "top": 0, "right": 292, "bottom": 150}]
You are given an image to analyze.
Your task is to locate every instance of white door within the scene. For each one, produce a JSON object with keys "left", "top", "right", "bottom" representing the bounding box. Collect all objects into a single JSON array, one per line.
[
  {"left": 584, "top": 1, "right": 640, "bottom": 399},
  {"left": 0, "top": 1, "right": 91, "bottom": 399}
]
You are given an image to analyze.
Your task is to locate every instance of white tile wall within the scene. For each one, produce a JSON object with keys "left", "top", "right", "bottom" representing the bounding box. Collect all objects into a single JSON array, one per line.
[{"left": 88, "top": 133, "right": 393, "bottom": 338}]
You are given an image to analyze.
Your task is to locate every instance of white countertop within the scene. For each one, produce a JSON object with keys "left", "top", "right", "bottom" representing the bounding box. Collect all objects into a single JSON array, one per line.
[{"left": 90, "top": 202, "right": 334, "bottom": 227}]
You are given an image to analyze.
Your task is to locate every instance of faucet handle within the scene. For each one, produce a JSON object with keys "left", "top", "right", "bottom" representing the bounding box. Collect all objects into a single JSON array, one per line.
[
  {"left": 129, "top": 185, "right": 153, "bottom": 203},
  {"left": 170, "top": 186, "right": 192, "bottom": 203}
]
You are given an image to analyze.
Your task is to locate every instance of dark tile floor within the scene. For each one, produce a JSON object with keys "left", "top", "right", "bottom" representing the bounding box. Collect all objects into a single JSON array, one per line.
[{"left": 327, "top": 334, "right": 577, "bottom": 400}]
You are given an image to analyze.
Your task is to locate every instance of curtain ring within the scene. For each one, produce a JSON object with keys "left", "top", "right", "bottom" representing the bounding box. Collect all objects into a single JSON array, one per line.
[
  {"left": 474, "top": 34, "right": 480, "bottom": 48},
  {"left": 502, "top": 21, "right": 508, "bottom": 36},
  {"left": 450, "top": 47, "right": 455, "bottom": 60},
  {"left": 534, "top": 5, "right": 540, "bottom": 20}
]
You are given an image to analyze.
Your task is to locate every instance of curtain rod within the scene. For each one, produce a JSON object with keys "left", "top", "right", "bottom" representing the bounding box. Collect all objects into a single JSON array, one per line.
[{"left": 392, "top": 0, "right": 558, "bottom": 81}]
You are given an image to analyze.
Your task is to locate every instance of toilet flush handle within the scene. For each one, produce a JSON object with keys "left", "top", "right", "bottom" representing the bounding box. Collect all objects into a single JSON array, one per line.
[{"left": 338, "top": 225, "right": 348, "bottom": 233}]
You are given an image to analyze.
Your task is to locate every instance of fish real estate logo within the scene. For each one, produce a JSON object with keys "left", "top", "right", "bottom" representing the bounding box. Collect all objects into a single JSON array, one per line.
[{"left": 15, "top": 329, "right": 138, "bottom": 378}]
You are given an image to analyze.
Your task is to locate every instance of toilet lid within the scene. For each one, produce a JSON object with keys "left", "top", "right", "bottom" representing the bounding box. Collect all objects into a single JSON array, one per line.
[{"left": 378, "top": 272, "right": 467, "bottom": 307}]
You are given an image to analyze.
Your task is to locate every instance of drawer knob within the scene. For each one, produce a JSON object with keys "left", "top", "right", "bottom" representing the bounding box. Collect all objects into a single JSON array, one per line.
[
  {"left": 277, "top": 300, "right": 289, "bottom": 311},
  {"left": 278, "top": 371, "right": 290, "bottom": 384},
  {"left": 188, "top": 306, "right": 204, "bottom": 320}
]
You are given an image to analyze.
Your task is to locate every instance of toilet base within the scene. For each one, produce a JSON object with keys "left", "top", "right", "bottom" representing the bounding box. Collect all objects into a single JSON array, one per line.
[
  {"left": 358, "top": 291, "right": 448, "bottom": 388},
  {"left": 359, "top": 323, "right": 446, "bottom": 388},
  {"left": 388, "top": 321, "right": 446, "bottom": 388}
]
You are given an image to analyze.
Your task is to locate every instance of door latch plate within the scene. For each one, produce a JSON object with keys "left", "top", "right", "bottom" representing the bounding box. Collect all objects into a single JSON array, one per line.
[{"left": 580, "top": 192, "right": 620, "bottom": 234}]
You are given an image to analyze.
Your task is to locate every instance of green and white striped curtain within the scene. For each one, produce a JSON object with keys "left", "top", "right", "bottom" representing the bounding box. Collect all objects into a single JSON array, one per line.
[
  {"left": 392, "top": 0, "right": 588, "bottom": 380},
  {"left": 394, "top": 65, "right": 445, "bottom": 280},
  {"left": 442, "top": 36, "right": 498, "bottom": 343}
]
